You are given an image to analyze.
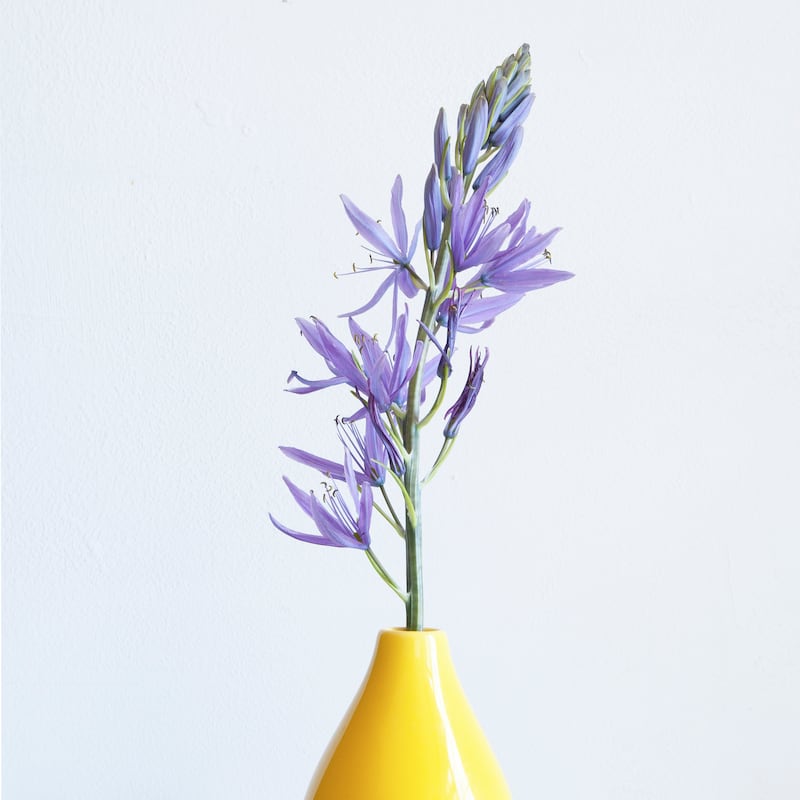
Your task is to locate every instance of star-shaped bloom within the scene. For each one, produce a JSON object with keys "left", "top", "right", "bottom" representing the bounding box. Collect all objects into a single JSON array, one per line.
[
  {"left": 279, "top": 416, "right": 399, "bottom": 487},
  {"left": 270, "top": 452, "right": 373, "bottom": 550},
  {"left": 287, "top": 311, "right": 437, "bottom": 423},
  {"left": 339, "top": 176, "right": 423, "bottom": 316}
]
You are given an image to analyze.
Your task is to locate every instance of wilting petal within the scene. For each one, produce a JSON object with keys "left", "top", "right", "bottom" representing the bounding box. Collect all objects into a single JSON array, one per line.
[{"left": 444, "top": 348, "right": 489, "bottom": 438}]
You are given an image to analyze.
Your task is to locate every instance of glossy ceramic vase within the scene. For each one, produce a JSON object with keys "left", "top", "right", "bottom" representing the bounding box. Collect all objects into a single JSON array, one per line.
[{"left": 306, "top": 628, "right": 511, "bottom": 799}]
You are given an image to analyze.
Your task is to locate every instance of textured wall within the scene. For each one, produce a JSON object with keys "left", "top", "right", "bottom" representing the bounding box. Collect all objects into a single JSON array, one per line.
[{"left": 3, "top": 1, "right": 799, "bottom": 797}]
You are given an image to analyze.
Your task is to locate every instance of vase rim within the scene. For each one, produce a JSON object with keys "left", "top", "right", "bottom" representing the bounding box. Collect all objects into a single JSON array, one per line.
[{"left": 382, "top": 627, "right": 444, "bottom": 635}]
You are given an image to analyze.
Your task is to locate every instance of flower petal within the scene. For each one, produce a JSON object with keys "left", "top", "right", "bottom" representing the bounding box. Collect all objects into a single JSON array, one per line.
[
  {"left": 389, "top": 175, "right": 408, "bottom": 255},
  {"left": 269, "top": 513, "right": 340, "bottom": 547},
  {"left": 340, "top": 194, "right": 404, "bottom": 263},
  {"left": 484, "top": 267, "right": 574, "bottom": 293}
]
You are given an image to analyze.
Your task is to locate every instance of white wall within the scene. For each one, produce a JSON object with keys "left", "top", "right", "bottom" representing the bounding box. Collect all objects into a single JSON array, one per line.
[{"left": 3, "top": 1, "right": 799, "bottom": 797}]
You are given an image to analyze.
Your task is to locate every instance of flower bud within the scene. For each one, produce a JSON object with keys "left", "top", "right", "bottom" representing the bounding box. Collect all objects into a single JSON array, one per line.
[
  {"left": 462, "top": 95, "right": 488, "bottom": 175},
  {"left": 490, "top": 90, "right": 534, "bottom": 147},
  {"left": 434, "top": 107, "right": 452, "bottom": 182},
  {"left": 475, "top": 125, "right": 524, "bottom": 192},
  {"left": 423, "top": 164, "right": 443, "bottom": 250}
]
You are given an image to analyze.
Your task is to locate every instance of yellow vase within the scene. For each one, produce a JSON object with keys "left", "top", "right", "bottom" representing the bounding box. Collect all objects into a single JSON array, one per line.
[{"left": 306, "top": 628, "right": 511, "bottom": 799}]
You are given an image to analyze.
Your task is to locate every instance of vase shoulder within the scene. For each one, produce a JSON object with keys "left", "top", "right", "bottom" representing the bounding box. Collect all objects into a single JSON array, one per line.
[{"left": 307, "top": 629, "right": 511, "bottom": 800}]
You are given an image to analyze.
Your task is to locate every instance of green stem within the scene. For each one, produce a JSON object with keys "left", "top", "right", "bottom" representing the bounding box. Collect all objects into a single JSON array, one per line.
[
  {"left": 423, "top": 436, "right": 455, "bottom": 484},
  {"left": 402, "top": 214, "right": 455, "bottom": 630},
  {"left": 419, "top": 372, "right": 449, "bottom": 428},
  {"left": 379, "top": 484, "right": 405, "bottom": 538},
  {"left": 366, "top": 548, "right": 408, "bottom": 605}
]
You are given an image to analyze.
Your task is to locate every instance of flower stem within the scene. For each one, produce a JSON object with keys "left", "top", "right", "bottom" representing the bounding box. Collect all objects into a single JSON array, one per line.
[
  {"left": 378, "top": 484, "right": 405, "bottom": 537},
  {"left": 402, "top": 214, "right": 454, "bottom": 630},
  {"left": 366, "top": 548, "right": 408, "bottom": 604},
  {"left": 422, "top": 436, "right": 455, "bottom": 484},
  {"left": 403, "top": 305, "right": 436, "bottom": 630}
]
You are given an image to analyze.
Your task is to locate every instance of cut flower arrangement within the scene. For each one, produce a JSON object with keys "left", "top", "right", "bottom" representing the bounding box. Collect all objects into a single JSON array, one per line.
[
  {"left": 272, "top": 43, "right": 572, "bottom": 630},
  {"left": 271, "top": 43, "right": 573, "bottom": 799}
]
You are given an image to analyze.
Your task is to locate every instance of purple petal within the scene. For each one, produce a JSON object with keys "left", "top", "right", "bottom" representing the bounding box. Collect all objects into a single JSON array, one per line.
[
  {"left": 458, "top": 292, "right": 524, "bottom": 330},
  {"left": 283, "top": 476, "right": 316, "bottom": 517},
  {"left": 407, "top": 221, "right": 422, "bottom": 265},
  {"left": 463, "top": 221, "right": 511, "bottom": 269},
  {"left": 286, "top": 372, "right": 351, "bottom": 394},
  {"left": 462, "top": 179, "right": 491, "bottom": 252},
  {"left": 340, "top": 272, "right": 396, "bottom": 318},
  {"left": 269, "top": 513, "right": 339, "bottom": 547},
  {"left": 343, "top": 450, "right": 359, "bottom": 506},
  {"left": 279, "top": 446, "right": 347, "bottom": 480},
  {"left": 358, "top": 483, "right": 373, "bottom": 542},
  {"left": 484, "top": 267, "right": 574, "bottom": 293},
  {"left": 389, "top": 175, "right": 408, "bottom": 255},
  {"left": 340, "top": 194, "right": 403, "bottom": 263},
  {"left": 295, "top": 317, "right": 363, "bottom": 387},
  {"left": 309, "top": 495, "right": 355, "bottom": 548},
  {"left": 486, "top": 227, "right": 561, "bottom": 275}
]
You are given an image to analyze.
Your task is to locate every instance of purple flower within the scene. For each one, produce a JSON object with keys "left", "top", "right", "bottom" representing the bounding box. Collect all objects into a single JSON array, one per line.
[
  {"left": 288, "top": 312, "right": 436, "bottom": 431},
  {"left": 270, "top": 453, "right": 373, "bottom": 549},
  {"left": 450, "top": 175, "right": 522, "bottom": 272},
  {"left": 468, "top": 223, "right": 573, "bottom": 293},
  {"left": 337, "top": 416, "right": 398, "bottom": 485},
  {"left": 278, "top": 415, "right": 394, "bottom": 487},
  {"left": 444, "top": 348, "right": 489, "bottom": 438},
  {"left": 478, "top": 256, "right": 574, "bottom": 294},
  {"left": 287, "top": 316, "right": 368, "bottom": 396},
  {"left": 348, "top": 312, "right": 423, "bottom": 413},
  {"left": 340, "top": 175, "right": 423, "bottom": 316}
]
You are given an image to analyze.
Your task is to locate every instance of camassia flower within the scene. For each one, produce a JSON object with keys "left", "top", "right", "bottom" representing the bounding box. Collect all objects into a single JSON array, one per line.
[
  {"left": 273, "top": 44, "right": 574, "bottom": 632},
  {"left": 287, "top": 312, "right": 432, "bottom": 416},
  {"left": 270, "top": 452, "right": 373, "bottom": 549},
  {"left": 339, "top": 175, "right": 423, "bottom": 316},
  {"left": 279, "top": 417, "right": 396, "bottom": 487},
  {"left": 448, "top": 182, "right": 573, "bottom": 296}
]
